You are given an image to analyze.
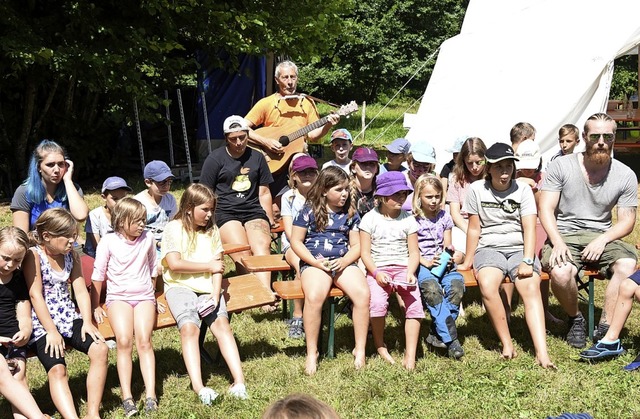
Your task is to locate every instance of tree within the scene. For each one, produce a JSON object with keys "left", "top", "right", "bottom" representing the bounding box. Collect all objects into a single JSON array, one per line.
[
  {"left": 0, "top": 0, "right": 348, "bottom": 194},
  {"left": 298, "top": 0, "right": 467, "bottom": 103}
]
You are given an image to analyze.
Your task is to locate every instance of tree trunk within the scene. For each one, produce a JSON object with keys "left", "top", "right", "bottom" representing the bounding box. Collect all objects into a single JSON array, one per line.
[{"left": 16, "top": 77, "right": 37, "bottom": 178}]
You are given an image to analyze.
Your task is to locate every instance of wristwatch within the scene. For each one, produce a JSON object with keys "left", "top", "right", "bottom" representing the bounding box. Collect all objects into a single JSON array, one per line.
[{"left": 522, "top": 257, "right": 534, "bottom": 265}]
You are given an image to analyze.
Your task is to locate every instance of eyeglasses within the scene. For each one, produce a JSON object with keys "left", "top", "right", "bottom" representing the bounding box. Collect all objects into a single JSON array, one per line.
[{"left": 587, "top": 133, "right": 615, "bottom": 142}]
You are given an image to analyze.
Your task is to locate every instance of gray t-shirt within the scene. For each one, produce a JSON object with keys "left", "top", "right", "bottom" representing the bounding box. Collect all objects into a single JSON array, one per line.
[
  {"left": 542, "top": 153, "right": 637, "bottom": 233},
  {"left": 463, "top": 179, "right": 537, "bottom": 252}
]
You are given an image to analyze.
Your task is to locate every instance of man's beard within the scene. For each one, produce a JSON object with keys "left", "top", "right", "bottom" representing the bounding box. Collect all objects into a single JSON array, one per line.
[{"left": 585, "top": 145, "right": 611, "bottom": 165}]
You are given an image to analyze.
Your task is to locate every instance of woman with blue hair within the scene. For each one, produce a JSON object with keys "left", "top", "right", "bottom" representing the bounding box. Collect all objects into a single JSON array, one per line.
[{"left": 10, "top": 139, "right": 88, "bottom": 232}]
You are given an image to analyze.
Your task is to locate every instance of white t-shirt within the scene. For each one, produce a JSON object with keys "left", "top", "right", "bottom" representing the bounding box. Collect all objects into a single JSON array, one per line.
[
  {"left": 359, "top": 207, "right": 418, "bottom": 267},
  {"left": 463, "top": 179, "right": 536, "bottom": 252},
  {"left": 280, "top": 189, "right": 307, "bottom": 251},
  {"left": 134, "top": 191, "right": 177, "bottom": 241},
  {"left": 322, "top": 159, "right": 351, "bottom": 173},
  {"left": 84, "top": 207, "right": 113, "bottom": 258}
]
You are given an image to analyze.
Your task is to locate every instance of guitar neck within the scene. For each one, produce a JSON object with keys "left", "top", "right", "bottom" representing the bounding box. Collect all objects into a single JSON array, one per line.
[{"left": 286, "top": 116, "right": 330, "bottom": 141}]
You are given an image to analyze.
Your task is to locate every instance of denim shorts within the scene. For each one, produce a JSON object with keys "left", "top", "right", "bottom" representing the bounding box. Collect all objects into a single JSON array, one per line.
[
  {"left": 165, "top": 286, "right": 228, "bottom": 330},
  {"left": 474, "top": 247, "right": 541, "bottom": 281}
]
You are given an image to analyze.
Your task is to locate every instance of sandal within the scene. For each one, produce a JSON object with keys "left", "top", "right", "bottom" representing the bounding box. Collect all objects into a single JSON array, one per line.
[
  {"left": 144, "top": 397, "right": 158, "bottom": 413},
  {"left": 122, "top": 397, "right": 138, "bottom": 417}
]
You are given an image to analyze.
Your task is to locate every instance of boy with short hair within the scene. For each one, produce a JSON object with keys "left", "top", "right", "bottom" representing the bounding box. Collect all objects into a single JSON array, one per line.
[
  {"left": 84, "top": 176, "right": 132, "bottom": 258},
  {"left": 134, "top": 160, "right": 177, "bottom": 247},
  {"left": 550, "top": 124, "right": 580, "bottom": 162},
  {"left": 510, "top": 122, "right": 536, "bottom": 151},
  {"left": 322, "top": 128, "right": 353, "bottom": 173},
  {"left": 379, "top": 137, "right": 410, "bottom": 175}
]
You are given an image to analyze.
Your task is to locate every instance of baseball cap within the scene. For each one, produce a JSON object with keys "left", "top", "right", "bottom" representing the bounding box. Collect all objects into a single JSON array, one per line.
[
  {"left": 223, "top": 115, "right": 249, "bottom": 134},
  {"left": 352, "top": 147, "right": 379, "bottom": 163},
  {"left": 410, "top": 141, "right": 436, "bottom": 164},
  {"left": 143, "top": 160, "right": 174, "bottom": 182},
  {"left": 446, "top": 136, "right": 468, "bottom": 154},
  {"left": 385, "top": 138, "right": 410, "bottom": 154},
  {"left": 330, "top": 128, "right": 353, "bottom": 143},
  {"left": 291, "top": 156, "right": 318, "bottom": 172},
  {"left": 485, "top": 143, "right": 519, "bottom": 163},
  {"left": 101, "top": 176, "right": 132, "bottom": 194},
  {"left": 375, "top": 171, "right": 413, "bottom": 197},
  {"left": 514, "top": 139, "right": 541, "bottom": 170}
]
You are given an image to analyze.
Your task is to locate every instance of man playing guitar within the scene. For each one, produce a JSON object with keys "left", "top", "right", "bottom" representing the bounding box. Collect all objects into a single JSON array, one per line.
[{"left": 244, "top": 61, "right": 340, "bottom": 208}]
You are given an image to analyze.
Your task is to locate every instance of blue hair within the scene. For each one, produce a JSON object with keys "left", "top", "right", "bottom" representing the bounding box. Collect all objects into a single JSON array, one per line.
[{"left": 23, "top": 139, "right": 68, "bottom": 205}]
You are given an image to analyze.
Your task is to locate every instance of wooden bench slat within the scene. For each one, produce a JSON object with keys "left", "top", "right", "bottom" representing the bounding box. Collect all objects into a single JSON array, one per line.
[
  {"left": 459, "top": 269, "right": 549, "bottom": 287},
  {"left": 222, "top": 243, "right": 252, "bottom": 255},
  {"left": 272, "top": 280, "right": 344, "bottom": 300},
  {"left": 241, "top": 254, "right": 291, "bottom": 272}
]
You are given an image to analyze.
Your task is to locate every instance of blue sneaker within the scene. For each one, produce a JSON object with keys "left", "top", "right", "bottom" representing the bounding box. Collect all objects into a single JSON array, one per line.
[{"left": 579, "top": 339, "right": 625, "bottom": 360}]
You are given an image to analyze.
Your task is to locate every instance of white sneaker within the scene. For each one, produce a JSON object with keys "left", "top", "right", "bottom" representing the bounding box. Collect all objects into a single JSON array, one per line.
[
  {"left": 198, "top": 387, "right": 219, "bottom": 405},
  {"left": 228, "top": 383, "right": 249, "bottom": 400}
]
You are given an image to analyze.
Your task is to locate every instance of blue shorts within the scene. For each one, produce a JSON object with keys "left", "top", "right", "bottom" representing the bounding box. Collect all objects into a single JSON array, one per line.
[{"left": 629, "top": 270, "right": 640, "bottom": 285}]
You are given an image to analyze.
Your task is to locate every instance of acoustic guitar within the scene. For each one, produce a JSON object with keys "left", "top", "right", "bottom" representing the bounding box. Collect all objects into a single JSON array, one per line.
[{"left": 255, "top": 101, "right": 358, "bottom": 173}]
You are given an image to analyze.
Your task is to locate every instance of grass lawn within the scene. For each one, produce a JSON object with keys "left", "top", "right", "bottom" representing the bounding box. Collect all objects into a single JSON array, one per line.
[{"left": 2, "top": 185, "right": 640, "bottom": 419}]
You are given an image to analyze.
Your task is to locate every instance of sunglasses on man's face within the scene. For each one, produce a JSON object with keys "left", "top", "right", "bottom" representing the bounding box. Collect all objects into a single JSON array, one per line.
[{"left": 587, "top": 133, "right": 615, "bottom": 142}]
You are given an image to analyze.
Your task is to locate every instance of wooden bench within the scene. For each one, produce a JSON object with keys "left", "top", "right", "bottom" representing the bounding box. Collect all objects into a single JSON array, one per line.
[
  {"left": 96, "top": 273, "right": 276, "bottom": 340},
  {"left": 458, "top": 269, "right": 550, "bottom": 287},
  {"left": 272, "top": 280, "right": 345, "bottom": 358}
]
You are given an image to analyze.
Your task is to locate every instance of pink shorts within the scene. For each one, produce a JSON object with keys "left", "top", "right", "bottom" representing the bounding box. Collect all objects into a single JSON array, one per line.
[{"left": 367, "top": 265, "right": 425, "bottom": 319}]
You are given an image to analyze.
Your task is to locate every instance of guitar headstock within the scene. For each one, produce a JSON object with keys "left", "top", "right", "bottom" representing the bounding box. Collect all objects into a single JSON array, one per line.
[{"left": 337, "top": 101, "right": 358, "bottom": 117}]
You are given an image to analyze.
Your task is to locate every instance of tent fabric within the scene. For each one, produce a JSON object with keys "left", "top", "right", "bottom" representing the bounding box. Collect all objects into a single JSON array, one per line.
[
  {"left": 406, "top": 0, "right": 640, "bottom": 171},
  {"left": 196, "top": 52, "right": 266, "bottom": 141}
]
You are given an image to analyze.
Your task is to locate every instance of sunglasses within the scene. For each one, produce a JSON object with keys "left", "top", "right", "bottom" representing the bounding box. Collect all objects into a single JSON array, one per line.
[{"left": 587, "top": 133, "right": 615, "bottom": 142}]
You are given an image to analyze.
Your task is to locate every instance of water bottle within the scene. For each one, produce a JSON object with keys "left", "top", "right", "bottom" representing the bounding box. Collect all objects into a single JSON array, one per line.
[{"left": 431, "top": 247, "right": 454, "bottom": 278}]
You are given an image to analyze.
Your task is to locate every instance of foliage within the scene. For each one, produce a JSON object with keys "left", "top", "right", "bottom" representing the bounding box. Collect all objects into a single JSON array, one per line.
[
  {"left": 0, "top": 0, "right": 348, "bottom": 192},
  {"left": 298, "top": 0, "right": 468, "bottom": 103},
  {"left": 611, "top": 55, "right": 639, "bottom": 100}
]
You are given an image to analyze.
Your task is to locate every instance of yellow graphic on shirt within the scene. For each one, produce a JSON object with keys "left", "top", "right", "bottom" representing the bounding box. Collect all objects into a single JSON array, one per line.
[{"left": 231, "top": 167, "right": 251, "bottom": 192}]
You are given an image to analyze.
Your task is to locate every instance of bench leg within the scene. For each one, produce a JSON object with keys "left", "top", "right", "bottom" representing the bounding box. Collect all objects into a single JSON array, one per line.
[
  {"left": 588, "top": 277, "right": 595, "bottom": 341},
  {"left": 199, "top": 322, "right": 214, "bottom": 365},
  {"left": 327, "top": 297, "right": 336, "bottom": 359}
]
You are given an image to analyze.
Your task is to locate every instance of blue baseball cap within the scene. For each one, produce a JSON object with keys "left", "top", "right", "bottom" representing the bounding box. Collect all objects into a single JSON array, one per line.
[
  {"left": 385, "top": 138, "right": 410, "bottom": 154},
  {"left": 143, "top": 160, "right": 174, "bottom": 182},
  {"left": 409, "top": 141, "right": 436, "bottom": 164},
  {"left": 101, "top": 176, "right": 132, "bottom": 194}
]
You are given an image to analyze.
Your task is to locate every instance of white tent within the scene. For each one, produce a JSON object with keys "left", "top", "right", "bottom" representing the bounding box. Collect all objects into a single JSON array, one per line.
[{"left": 406, "top": 0, "right": 640, "bottom": 171}]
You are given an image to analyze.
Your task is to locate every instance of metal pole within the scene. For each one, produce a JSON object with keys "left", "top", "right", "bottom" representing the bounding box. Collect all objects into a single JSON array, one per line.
[
  {"left": 165, "top": 90, "right": 175, "bottom": 167},
  {"left": 200, "top": 91, "right": 212, "bottom": 155},
  {"left": 176, "top": 89, "right": 193, "bottom": 183},
  {"left": 133, "top": 98, "right": 145, "bottom": 173}
]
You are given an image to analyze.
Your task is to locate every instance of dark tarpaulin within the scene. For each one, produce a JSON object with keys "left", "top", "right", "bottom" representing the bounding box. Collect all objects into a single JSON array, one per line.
[{"left": 196, "top": 51, "right": 266, "bottom": 141}]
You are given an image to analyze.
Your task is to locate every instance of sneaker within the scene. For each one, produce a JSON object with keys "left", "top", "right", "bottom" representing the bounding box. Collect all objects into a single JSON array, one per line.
[
  {"left": 566, "top": 313, "right": 587, "bottom": 348},
  {"left": 579, "top": 339, "right": 625, "bottom": 360},
  {"left": 122, "top": 398, "right": 138, "bottom": 417},
  {"left": 592, "top": 323, "right": 610, "bottom": 343},
  {"left": 447, "top": 339, "right": 465, "bottom": 359},
  {"left": 425, "top": 333, "right": 447, "bottom": 349},
  {"left": 288, "top": 317, "right": 304, "bottom": 339},
  {"left": 144, "top": 397, "right": 158, "bottom": 413},
  {"left": 228, "top": 383, "right": 249, "bottom": 400},
  {"left": 198, "top": 387, "right": 219, "bottom": 406}
]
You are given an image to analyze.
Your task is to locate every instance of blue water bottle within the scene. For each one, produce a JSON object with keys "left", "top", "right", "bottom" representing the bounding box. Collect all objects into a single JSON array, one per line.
[{"left": 431, "top": 247, "right": 454, "bottom": 278}]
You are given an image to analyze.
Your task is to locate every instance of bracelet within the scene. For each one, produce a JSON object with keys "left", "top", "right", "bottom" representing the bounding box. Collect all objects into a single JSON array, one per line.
[{"left": 372, "top": 269, "right": 380, "bottom": 278}]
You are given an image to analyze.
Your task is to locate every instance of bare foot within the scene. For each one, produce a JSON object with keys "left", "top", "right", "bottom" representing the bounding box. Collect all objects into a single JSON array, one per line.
[
  {"left": 352, "top": 349, "right": 366, "bottom": 370},
  {"left": 377, "top": 347, "right": 395, "bottom": 364},
  {"left": 402, "top": 356, "right": 416, "bottom": 371},
  {"left": 536, "top": 357, "right": 557, "bottom": 370},
  {"left": 500, "top": 348, "right": 517, "bottom": 360},
  {"left": 304, "top": 352, "right": 319, "bottom": 376},
  {"left": 261, "top": 302, "right": 278, "bottom": 313}
]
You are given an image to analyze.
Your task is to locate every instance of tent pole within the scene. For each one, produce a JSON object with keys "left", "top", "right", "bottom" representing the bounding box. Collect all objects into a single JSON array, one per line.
[
  {"left": 177, "top": 89, "right": 193, "bottom": 183},
  {"left": 133, "top": 98, "right": 145, "bottom": 173},
  {"left": 200, "top": 91, "right": 212, "bottom": 156},
  {"left": 165, "top": 90, "right": 175, "bottom": 167}
]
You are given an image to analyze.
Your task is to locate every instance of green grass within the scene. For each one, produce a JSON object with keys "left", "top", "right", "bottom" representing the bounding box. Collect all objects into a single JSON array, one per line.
[{"left": 2, "top": 186, "right": 640, "bottom": 418}]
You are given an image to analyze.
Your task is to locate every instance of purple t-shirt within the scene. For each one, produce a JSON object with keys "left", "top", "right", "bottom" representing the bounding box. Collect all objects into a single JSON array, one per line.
[
  {"left": 293, "top": 205, "right": 360, "bottom": 260},
  {"left": 415, "top": 210, "right": 454, "bottom": 259}
]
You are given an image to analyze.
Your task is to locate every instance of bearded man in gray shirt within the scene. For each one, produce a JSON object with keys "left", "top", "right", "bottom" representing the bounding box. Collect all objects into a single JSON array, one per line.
[{"left": 540, "top": 112, "right": 637, "bottom": 349}]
